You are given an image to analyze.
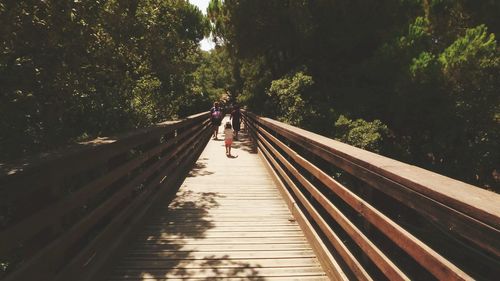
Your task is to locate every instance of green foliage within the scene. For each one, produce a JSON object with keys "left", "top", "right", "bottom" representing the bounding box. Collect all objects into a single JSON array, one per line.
[
  {"left": 0, "top": 0, "right": 209, "bottom": 160},
  {"left": 404, "top": 16, "right": 431, "bottom": 47},
  {"left": 191, "top": 48, "right": 233, "bottom": 103},
  {"left": 267, "top": 71, "right": 314, "bottom": 127},
  {"left": 130, "top": 75, "right": 162, "bottom": 126},
  {"left": 410, "top": 51, "right": 438, "bottom": 81},
  {"left": 438, "top": 25, "right": 500, "bottom": 187},
  {"left": 237, "top": 56, "right": 273, "bottom": 112},
  {"left": 439, "top": 25, "right": 499, "bottom": 118},
  {"left": 334, "top": 116, "right": 390, "bottom": 153},
  {"left": 440, "top": 25, "right": 498, "bottom": 72},
  {"left": 208, "top": 0, "right": 500, "bottom": 190}
]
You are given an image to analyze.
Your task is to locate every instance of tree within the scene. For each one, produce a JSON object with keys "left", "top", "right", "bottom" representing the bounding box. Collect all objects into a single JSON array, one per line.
[
  {"left": 207, "top": 0, "right": 500, "bottom": 190},
  {"left": 0, "top": 0, "right": 209, "bottom": 161}
]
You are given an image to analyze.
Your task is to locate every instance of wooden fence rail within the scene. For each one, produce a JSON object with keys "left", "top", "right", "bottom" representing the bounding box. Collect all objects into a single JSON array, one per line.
[
  {"left": 0, "top": 112, "right": 211, "bottom": 281},
  {"left": 243, "top": 111, "right": 500, "bottom": 281}
]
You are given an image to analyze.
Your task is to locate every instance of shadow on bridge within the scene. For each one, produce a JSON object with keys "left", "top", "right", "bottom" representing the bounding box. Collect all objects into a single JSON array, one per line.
[
  {"left": 5, "top": 111, "right": 496, "bottom": 281},
  {"left": 231, "top": 130, "right": 258, "bottom": 155},
  {"left": 100, "top": 127, "right": 287, "bottom": 281}
]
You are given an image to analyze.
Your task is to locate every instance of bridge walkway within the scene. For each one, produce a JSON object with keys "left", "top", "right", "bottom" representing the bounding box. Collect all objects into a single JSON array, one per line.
[{"left": 98, "top": 117, "right": 328, "bottom": 280}]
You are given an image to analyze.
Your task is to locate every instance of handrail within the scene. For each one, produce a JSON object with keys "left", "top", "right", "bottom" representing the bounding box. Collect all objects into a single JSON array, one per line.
[
  {"left": 0, "top": 112, "right": 212, "bottom": 281},
  {"left": 243, "top": 110, "right": 500, "bottom": 281}
]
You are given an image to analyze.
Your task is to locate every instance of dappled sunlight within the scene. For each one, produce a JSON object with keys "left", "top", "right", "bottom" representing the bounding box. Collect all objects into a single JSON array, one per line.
[
  {"left": 140, "top": 272, "right": 157, "bottom": 281},
  {"left": 170, "top": 191, "right": 223, "bottom": 209},
  {"left": 228, "top": 127, "right": 258, "bottom": 155},
  {"left": 122, "top": 256, "right": 265, "bottom": 280},
  {"left": 79, "top": 136, "right": 116, "bottom": 146},
  {"left": 101, "top": 114, "right": 327, "bottom": 281},
  {"left": 1, "top": 136, "right": 118, "bottom": 176},
  {"left": 197, "top": 255, "right": 264, "bottom": 280},
  {"left": 2, "top": 1, "right": 498, "bottom": 279},
  {"left": 187, "top": 160, "right": 215, "bottom": 177}
]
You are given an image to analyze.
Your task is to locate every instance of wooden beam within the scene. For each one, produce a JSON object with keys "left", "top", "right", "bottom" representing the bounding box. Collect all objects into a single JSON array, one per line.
[
  {"left": 244, "top": 112, "right": 500, "bottom": 257},
  {"left": 256, "top": 122, "right": 472, "bottom": 280}
]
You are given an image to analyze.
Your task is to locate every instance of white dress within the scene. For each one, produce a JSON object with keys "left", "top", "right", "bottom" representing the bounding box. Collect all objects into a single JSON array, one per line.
[{"left": 224, "top": 128, "right": 233, "bottom": 143}]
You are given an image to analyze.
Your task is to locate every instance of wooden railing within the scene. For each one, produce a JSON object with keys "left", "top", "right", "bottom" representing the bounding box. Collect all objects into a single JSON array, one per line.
[
  {"left": 243, "top": 111, "right": 500, "bottom": 281},
  {"left": 0, "top": 112, "right": 212, "bottom": 281}
]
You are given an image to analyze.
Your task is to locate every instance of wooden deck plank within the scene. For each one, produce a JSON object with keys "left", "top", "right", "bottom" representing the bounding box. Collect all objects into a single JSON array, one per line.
[
  {"left": 125, "top": 244, "right": 314, "bottom": 252},
  {"left": 141, "top": 225, "right": 304, "bottom": 231},
  {"left": 99, "top": 117, "right": 327, "bottom": 280},
  {"left": 131, "top": 237, "right": 309, "bottom": 245},
  {"left": 108, "top": 272, "right": 329, "bottom": 281},
  {"left": 146, "top": 222, "right": 303, "bottom": 227},
  {"left": 120, "top": 251, "right": 317, "bottom": 260},
  {"left": 108, "top": 267, "right": 326, "bottom": 279},
  {"left": 115, "top": 258, "right": 324, "bottom": 269}
]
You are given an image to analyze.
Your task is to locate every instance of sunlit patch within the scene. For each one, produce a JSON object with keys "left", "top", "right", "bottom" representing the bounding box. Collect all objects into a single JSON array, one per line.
[
  {"left": 141, "top": 272, "right": 157, "bottom": 281},
  {"left": 79, "top": 136, "right": 116, "bottom": 145},
  {"left": 8, "top": 168, "right": 21, "bottom": 175}
]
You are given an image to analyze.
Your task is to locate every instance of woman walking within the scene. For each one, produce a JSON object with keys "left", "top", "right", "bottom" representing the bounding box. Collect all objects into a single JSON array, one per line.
[
  {"left": 230, "top": 104, "right": 241, "bottom": 140},
  {"left": 210, "top": 101, "right": 222, "bottom": 140}
]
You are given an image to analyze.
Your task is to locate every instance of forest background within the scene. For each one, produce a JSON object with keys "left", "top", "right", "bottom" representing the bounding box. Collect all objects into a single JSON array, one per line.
[{"left": 1, "top": 0, "right": 498, "bottom": 192}]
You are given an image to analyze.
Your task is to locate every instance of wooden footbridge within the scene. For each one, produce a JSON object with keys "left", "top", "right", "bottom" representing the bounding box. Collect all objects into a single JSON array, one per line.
[{"left": 1, "top": 112, "right": 499, "bottom": 281}]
